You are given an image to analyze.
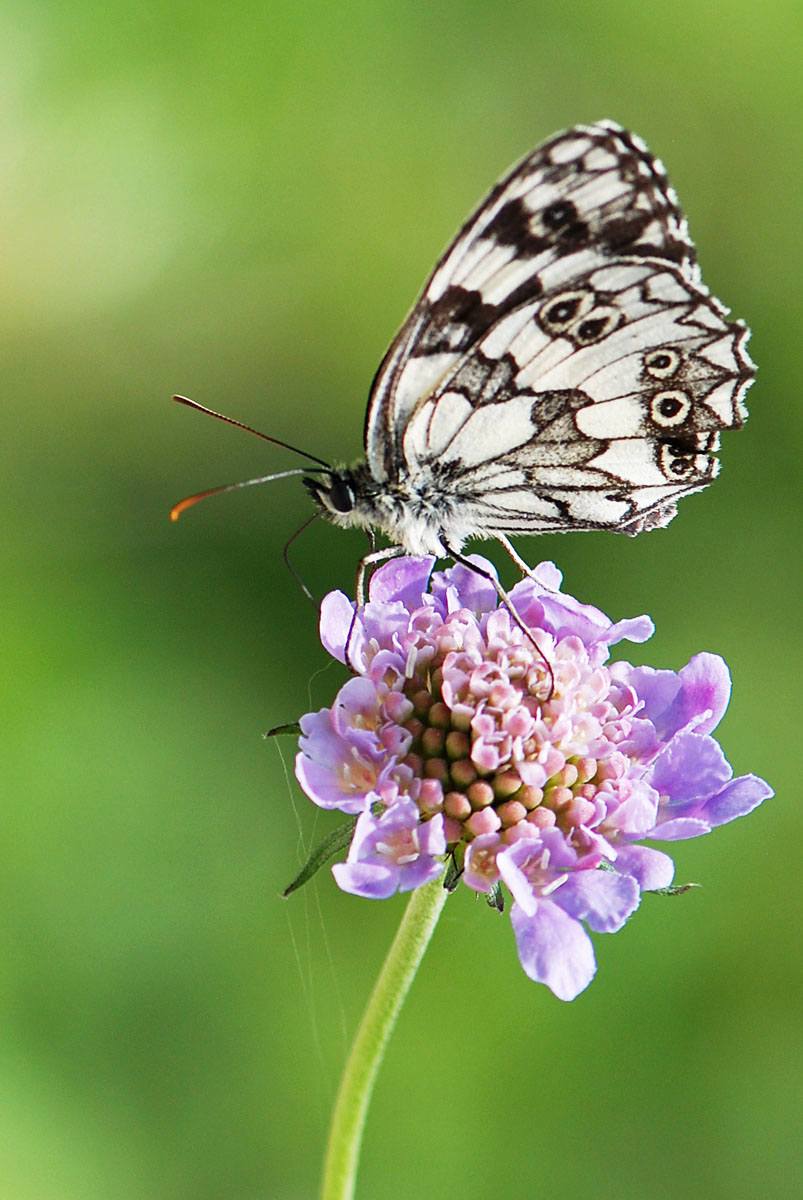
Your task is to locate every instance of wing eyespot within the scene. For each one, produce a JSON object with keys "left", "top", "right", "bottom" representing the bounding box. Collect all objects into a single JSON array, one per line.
[
  {"left": 644, "top": 348, "right": 681, "bottom": 378},
  {"left": 659, "top": 440, "right": 702, "bottom": 478},
  {"left": 539, "top": 290, "right": 594, "bottom": 332},
  {"left": 650, "top": 389, "right": 693, "bottom": 427},
  {"left": 572, "top": 306, "right": 623, "bottom": 345}
]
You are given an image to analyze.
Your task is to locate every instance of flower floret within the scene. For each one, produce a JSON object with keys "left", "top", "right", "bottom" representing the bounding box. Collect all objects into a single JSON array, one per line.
[{"left": 332, "top": 798, "right": 446, "bottom": 899}]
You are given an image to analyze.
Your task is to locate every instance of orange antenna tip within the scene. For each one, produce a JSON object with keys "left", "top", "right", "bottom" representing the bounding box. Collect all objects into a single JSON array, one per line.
[{"left": 170, "top": 488, "right": 220, "bottom": 521}]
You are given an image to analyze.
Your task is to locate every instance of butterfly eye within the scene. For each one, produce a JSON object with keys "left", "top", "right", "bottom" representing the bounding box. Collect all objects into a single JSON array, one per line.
[
  {"left": 644, "top": 348, "right": 681, "bottom": 378},
  {"left": 327, "top": 477, "right": 356, "bottom": 513},
  {"left": 650, "top": 389, "right": 692, "bottom": 427},
  {"left": 305, "top": 472, "right": 356, "bottom": 515}
]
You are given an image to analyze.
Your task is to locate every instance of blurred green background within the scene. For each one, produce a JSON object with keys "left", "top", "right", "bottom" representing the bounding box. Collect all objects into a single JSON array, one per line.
[{"left": 1, "top": 1, "right": 799, "bottom": 1197}]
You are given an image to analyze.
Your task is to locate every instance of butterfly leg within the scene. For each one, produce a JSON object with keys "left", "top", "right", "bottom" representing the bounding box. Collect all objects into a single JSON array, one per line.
[
  {"left": 354, "top": 544, "right": 405, "bottom": 607},
  {"left": 342, "top": 543, "right": 406, "bottom": 673},
  {"left": 495, "top": 533, "right": 535, "bottom": 578},
  {"left": 442, "top": 542, "right": 555, "bottom": 698},
  {"left": 282, "top": 511, "right": 322, "bottom": 604},
  {"left": 495, "top": 534, "right": 560, "bottom": 593}
]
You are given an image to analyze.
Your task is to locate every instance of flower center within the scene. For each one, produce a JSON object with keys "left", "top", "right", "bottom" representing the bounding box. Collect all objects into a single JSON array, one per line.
[{"left": 392, "top": 608, "right": 620, "bottom": 847}]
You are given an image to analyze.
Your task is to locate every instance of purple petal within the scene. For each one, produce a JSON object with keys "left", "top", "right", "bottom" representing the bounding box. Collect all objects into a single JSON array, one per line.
[
  {"left": 319, "top": 590, "right": 356, "bottom": 663},
  {"left": 662, "top": 653, "right": 731, "bottom": 737},
  {"left": 601, "top": 779, "right": 660, "bottom": 839},
  {"left": 627, "top": 654, "right": 731, "bottom": 741},
  {"left": 514, "top": 760, "right": 549, "bottom": 789},
  {"left": 605, "top": 614, "right": 655, "bottom": 646},
  {"left": 554, "top": 869, "right": 641, "bottom": 933},
  {"left": 396, "top": 856, "right": 445, "bottom": 892},
  {"left": 358, "top": 601, "right": 412, "bottom": 654},
  {"left": 530, "top": 592, "right": 611, "bottom": 645},
  {"left": 497, "top": 846, "right": 538, "bottom": 914},
  {"left": 298, "top": 706, "right": 334, "bottom": 745},
  {"left": 296, "top": 710, "right": 383, "bottom": 813},
  {"left": 345, "top": 805, "right": 382, "bottom": 860},
  {"left": 613, "top": 845, "right": 675, "bottom": 890},
  {"left": 531, "top": 561, "right": 563, "bottom": 590},
  {"left": 620, "top": 665, "right": 682, "bottom": 731},
  {"left": 418, "top": 812, "right": 447, "bottom": 857},
  {"left": 649, "top": 816, "right": 713, "bottom": 841},
  {"left": 696, "top": 773, "right": 773, "bottom": 829},
  {"left": 331, "top": 677, "right": 384, "bottom": 749},
  {"left": 497, "top": 830, "right": 582, "bottom": 916},
  {"left": 332, "top": 861, "right": 399, "bottom": 899},
  {"left": 339, "top": 800, "right": 446, "bottom": 895},
  {"left": 618, "top": 716, "right": 661, "bottom": 761},
  {"left": 541, "top": 591, "right": 652, "bottom": 650},
  {"left": 504, "top": 579, "right": 547, "bottom": 631},
  {"left": 294, "top": 752, "right": 374, "bottom": 814},
  {"left": 464, "top": 833, "right": 504, "bottom": 892},
  {"left": 432, "top": 556, "right": 499, "bottom": 615},
  {"left": 647, "top": 732, "right": 732, "bottom": 809},
  {"left": 510, "top": 901, "right": 596, "bottom": 1001},
  {"left": 368, "top": 556, "right": 436, "bottom": 608}
]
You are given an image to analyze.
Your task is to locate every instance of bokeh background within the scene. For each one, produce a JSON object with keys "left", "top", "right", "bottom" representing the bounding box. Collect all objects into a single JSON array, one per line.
[{"left": 2, "top": 2, "right": 800, "bottom": 1197}]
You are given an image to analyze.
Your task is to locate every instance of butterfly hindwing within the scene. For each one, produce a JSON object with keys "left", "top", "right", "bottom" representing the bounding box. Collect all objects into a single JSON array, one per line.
[{"left": 399, "top": 259, "right": 751, "bottom": 534}]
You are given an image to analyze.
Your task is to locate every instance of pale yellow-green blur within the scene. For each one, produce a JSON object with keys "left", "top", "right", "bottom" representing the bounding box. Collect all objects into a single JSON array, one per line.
[{"left": 1, "top": 1, "right": 798, "bottom": 1197}]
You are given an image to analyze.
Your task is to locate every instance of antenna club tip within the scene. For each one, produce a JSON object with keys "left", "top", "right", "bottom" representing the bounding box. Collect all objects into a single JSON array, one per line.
[{"left": 169, "top": 499, "right": 191, "bottom": 521}]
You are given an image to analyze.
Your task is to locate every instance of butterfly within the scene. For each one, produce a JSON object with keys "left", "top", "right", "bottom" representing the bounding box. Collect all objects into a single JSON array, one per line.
[{"left": 174, "top": 120, "right": 754, "bottom": 594}]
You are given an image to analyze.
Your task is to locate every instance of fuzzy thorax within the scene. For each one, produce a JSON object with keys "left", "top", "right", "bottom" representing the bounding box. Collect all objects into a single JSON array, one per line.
[{"left": 303, "top": 461, "right": 479, "bottom": 556}]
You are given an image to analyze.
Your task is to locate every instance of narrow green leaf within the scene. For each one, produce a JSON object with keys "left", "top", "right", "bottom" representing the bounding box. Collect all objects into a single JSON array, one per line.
[
  {"left": 264, "top": 721, "right": 302, "bottom": 738},
  {"left": 648, "top": 881, "right": 700, "bottom": 897},
  {"left": 282, "top": 818, "right": 358, "bottom": 897},
  {"left": 443, "top": 847, "right": 464, "bottom": 893},
  {"left": 486, "top": 881, "right": 505, "bottom": 912}
]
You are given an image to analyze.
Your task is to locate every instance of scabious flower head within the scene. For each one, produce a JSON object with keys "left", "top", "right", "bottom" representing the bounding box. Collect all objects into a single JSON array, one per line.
[{"left": 296, "top": 557, "right": 771, "bottom": 1000}]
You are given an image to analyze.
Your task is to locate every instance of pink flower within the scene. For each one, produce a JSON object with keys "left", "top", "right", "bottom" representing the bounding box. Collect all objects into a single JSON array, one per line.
[{"left": 296, "top": 556, "right": 771, "bottom": 1000}]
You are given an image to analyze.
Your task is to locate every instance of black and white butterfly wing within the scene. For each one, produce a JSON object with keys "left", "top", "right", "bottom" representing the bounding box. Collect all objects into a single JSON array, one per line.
[
  {"left": 362, "top": 120, "right": 753, "bottom": 541},
  {"left": 400, "top": 258, "right": 753, "bottom": 538}
]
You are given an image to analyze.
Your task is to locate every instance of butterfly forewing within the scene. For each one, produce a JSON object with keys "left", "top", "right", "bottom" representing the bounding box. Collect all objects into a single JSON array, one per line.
[
  {"left": 360, "top": 120, "right": 753, "bottom": 544},
  {"left": 365, "top": 121, "right": 704, "bottom": 476}
]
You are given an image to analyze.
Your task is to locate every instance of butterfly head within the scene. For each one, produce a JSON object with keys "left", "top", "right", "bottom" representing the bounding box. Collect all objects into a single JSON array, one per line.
[
  {"left": 304, "top": 462, "right": 407, "bottom": 544},
  {"left": 304, "top": 469, "right": 358, "bottom": 520}
]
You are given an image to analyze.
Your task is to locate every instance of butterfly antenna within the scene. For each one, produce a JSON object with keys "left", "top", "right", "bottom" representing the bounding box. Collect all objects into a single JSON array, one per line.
[
  {"left": 172, "top": 395, "right": 331, "bottom": 468},
  {"left": 170, "top": 467, "right": 326, "bottom": 522}
]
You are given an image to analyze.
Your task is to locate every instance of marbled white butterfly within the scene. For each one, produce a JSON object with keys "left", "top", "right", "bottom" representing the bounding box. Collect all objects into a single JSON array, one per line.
[{"left": 174, "top": 120, "right": 754, "bottom": 590}]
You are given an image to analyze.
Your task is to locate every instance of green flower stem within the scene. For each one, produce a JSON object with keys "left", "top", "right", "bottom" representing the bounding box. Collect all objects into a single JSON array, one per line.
[{"left": 320, "top": 874, "right": 449, "bottom": 1200}]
